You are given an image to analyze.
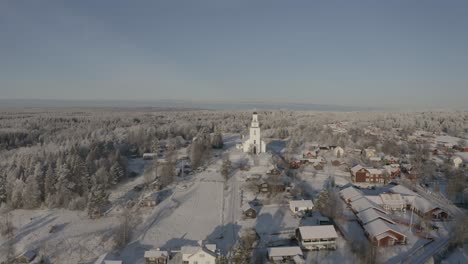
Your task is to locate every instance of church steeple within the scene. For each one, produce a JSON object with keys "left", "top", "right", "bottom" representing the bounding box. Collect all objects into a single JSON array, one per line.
[{"left": 251, "top": 111, "right": 259, "bottom": 128}]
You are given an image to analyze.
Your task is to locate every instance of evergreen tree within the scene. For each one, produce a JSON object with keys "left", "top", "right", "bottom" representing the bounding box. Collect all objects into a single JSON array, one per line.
[
  {"left": 44, "top": 164, "right": 56, "bottom": 201},
  {"left": 211, "top": 132, "right": 223, "bottom": 149},
  {"left": 33, "top": 162, "right": 45, "bottom": 201},
  {"left": 54, "top": 163, "right": 75, "bottom": 208},
  {"left": 0, "top": 173, "right": 7, "bottom": 204},
  {"left": 22, "top": 175, "right": 42, "bottom": 209},
  {"left": 87, "top": 183, "right": 109, "bottom": 217},
  {"left": 110, "top": 163, "right": 124, "bottom": 185},
  {"left": 71, "top": 155, "right": 89, "bottom": 195},
  {"left": 151, "top": 138, "right": 160, "bottom": 154},
  {"left": 10, "top": 180, "right": 25, "bottom": 208}
]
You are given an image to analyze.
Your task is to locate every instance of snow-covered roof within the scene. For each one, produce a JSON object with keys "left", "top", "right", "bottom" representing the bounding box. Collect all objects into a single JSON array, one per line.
[
  {"left": 242, "top": 203, "right": 256, "bottom": 212},
  {"left": 367, "top": 168, "right": 382, "bottom": 175},
  {"left": 267, "top": 246, "right": 303, "bottom": 257},
  {"left": 383, "top": 165, "right": 399, "bottom": 173},
  {"left": 339, "top": 186, "right": 363, "bottom": 201},
  {"left": 364, "top": 219, "right": 405, "bottom": 239},
  {"left": 369, "top": 157, "right": 382, "bottom": 162},
  {"left": 379, "top": 193, "right": 405, "bottom": 207},
  {"left": 350, "top": 165, "right": 364, "bottom": 174},
  {"left": 384, "top": 155, "right": 399, "bottom": 160},
  {"left": 297, "top": 225, "right": 338, "bottom": 240},
  {"left": 365, "top": 195, "right": 384, "bottom": 205},
  {"left": 412, "top": 196, "right": 439, "bottom": 214},
  {"left": 389, "top": 185, "right": 418, "bottom": 197},
  {"left": 350, "top": 197, "right": 385, "bottom": 214},
  {"left": 104, "top": 261, "right": 122, "bottom": 264},
  {"left": 290, "top": 200, "right": 314, "bottom": 209},
  {"left": 181, "top": 246, "right": 217, "bottom": 259},
  {"left": 357, "top": 208, "right": 394, "bottom": 225},
  {"left": 144, "top": 250, "right": 168, "bottom": 258}
]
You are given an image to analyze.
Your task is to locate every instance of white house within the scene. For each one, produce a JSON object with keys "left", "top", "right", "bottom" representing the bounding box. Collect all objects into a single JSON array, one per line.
[
  {"left": 181, "top": 244, "right": 218, "bottom": 264},
  {"left": 296, "top": 225, "right": 338, "bottom": 250},
  {"left": 289, "top": 200, "right": 314, "bottom": 214},
  {"left": 267, "top": 246, "right": 304, "bottom": 263},
  {"left": 379, "top": 193, "right": 406, "bottom": 211},
  {"left": 144, "top": 249, "right": 168, "bottom": 264},
  {"left": 238, "top": 111, "right": 267, "bottom": 154},
  {"left": 333, "top": 146, "right": 345, "bottom": 157}
]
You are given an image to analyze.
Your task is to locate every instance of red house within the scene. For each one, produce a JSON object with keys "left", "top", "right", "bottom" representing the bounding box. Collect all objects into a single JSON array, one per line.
[
  {"left": 364, "top": 219, "right": 407, "bottom": 247},
  {"left": 350, "top": 165, "right": 384, "bottom": 183}
]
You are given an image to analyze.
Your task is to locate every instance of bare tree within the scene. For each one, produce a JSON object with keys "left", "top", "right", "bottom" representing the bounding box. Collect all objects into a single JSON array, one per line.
[{"left": 113, "top": 207, "right": 136, "bottom": 250}]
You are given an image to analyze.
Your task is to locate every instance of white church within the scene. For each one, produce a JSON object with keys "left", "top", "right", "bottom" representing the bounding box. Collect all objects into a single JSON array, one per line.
[{"left": 236, "top": 111, "right": 267, "bottom": 154}]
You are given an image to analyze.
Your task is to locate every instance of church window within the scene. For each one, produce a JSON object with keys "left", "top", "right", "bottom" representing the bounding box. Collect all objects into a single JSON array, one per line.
[{"left": 254, "top": 140, "right": 256, "bottom": 144}]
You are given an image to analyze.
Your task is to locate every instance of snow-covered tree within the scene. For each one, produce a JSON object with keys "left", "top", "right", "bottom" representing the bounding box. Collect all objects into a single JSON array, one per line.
[
  {"left": 211, "top": 132, "right": 223, "bottom": 149},
  {"left": 0, "top": 173, "right": 6, "bottom": 205},
  {"left": 110, "top": 162, "right": 124, "bottom": 185},
  {"left": 22, "top": 174, "right": 42, "bottom": 209},
  {"left": 10, "top": 180, "right": 25, "bottom": 209}
]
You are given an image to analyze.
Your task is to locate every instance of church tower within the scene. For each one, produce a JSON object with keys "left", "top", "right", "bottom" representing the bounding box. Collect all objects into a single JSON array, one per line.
[
  {"left": 249, "top": 111, "right": 261, "bottom": 154},
  {"left": 237, "top": 110, "right": 267, "bottom": 154}
]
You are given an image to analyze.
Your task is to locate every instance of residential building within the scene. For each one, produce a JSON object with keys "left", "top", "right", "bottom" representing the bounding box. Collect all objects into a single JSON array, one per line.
[{"left": 296, "top": 225, "right": 338, "bottom": 250}]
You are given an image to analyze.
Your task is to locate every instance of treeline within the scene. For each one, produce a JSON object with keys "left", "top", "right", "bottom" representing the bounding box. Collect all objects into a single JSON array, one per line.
[{"left": 0, "top": 141, "right": 127, "bottom": 212}]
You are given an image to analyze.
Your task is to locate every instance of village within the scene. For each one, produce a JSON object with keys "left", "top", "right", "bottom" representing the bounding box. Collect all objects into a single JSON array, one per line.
[{"left": 1, "top": 110, "right": 465, "bottom": 264}]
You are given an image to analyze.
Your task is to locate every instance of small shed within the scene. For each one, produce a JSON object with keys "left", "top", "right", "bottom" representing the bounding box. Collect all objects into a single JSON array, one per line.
[
  {"left": 242, "top": 203, "right": 257, "bottom": 218},
  {"left": 16, "top": 250, "right": 37, "bottom": 263},
  {"left": 289, "top": 200, "right": 314, "bottom": 214}
]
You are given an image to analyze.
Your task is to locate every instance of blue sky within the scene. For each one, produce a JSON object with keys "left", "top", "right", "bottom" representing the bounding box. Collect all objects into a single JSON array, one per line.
[{"left": 1, "top": 0, "right": 468, "bottom": 109}]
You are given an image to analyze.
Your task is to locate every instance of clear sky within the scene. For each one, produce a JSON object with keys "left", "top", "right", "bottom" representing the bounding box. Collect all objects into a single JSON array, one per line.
[{"left": 1, "top": 0, "right": 468, "bottom": 109}]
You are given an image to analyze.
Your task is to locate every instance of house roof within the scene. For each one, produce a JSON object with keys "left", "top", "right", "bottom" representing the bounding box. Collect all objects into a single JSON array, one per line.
[
  {"left": 364, "top": 219, "right": 405, "bottom": 240},
  {"left": 412, "top": 196, "right": 439, "bottom": 214},
  {"left": 357, "top": 208, "right": 395, "bottom": 225},
  {"left": 144, "top": 250, "right": 168, "bottom": 258},
  {"left": 379, "top": 193, "right": 405, "bottom": 207},
  {"left": 389, "top": 185, "right": 418, "bottom": 197},
  {"left": 367, "top": 168, "right": 382, "bottom": 175},
  {"left": 104, "top": 261, "right": 122, "bottom": 264},
  {"left": 181, "top": 246, "right": 217, "bottom": 260},
  {"left": 350, "top": 197, "right": 385, "bottom": 214},
  {"left": 267, "top": 246, "right": 303, "bottom": 258},
  {"left": 374, "top": 232, "right": 398, "bottom": 241},
  {"left": 383, "top": 166, "right": 399, "bottom": 173},
  {"left": 242, "top": 203, "right": 256, "bottom": 212},
  {"left": 339, "top": 186, "right": 363, "bottom": 201},
  {"left": 351, "top": 165, "right": 364, "bottom": 174},
  {"left": 290, "top": 200, "right": 314, "bottom": 209},
  {"left": 297, "top": 225, "right": 338, "bottom": 240}
]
